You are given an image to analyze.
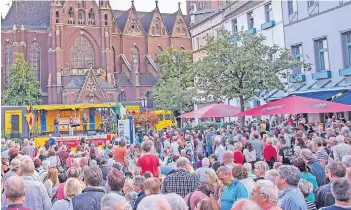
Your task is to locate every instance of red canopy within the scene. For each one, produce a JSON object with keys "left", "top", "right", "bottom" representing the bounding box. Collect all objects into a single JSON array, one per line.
[
  {"left": 181, "top": 103, "right": 241, "bottom": 118},
  {"left": 236, "top": 96, "right": 351, "bottom": 116}
]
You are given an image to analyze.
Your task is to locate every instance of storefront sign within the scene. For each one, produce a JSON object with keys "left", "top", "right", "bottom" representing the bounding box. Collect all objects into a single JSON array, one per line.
[{"left": 125, "top": 105, "right": 140, "bottom": 113}]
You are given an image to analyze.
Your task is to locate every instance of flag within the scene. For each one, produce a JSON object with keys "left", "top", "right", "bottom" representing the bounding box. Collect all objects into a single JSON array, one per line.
[
  {"left": 115, "top": 103, "right": 126, "bottom": 119},
  {"left": 26, "top": 106, "right": 33, "bottom": 129}
]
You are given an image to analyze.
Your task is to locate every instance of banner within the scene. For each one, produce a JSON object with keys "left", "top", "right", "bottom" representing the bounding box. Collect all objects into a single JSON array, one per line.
[{"left": 118, "top": 118, "right": 135, "bottom": 144}]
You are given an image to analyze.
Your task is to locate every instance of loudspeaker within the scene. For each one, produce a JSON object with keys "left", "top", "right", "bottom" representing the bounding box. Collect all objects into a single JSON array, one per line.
[
  {"left": 87, "top": 130, "right": 97, "bottom": 136},
  {"left": 51, "top": 133, "right": 61, "bottom": 137}
]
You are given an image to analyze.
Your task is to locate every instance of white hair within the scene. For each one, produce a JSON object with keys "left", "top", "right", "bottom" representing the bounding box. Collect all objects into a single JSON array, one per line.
[
  {"left": 336, "top": 135, "right": 345, "bottom": 143},
  {"left": 214, "top": 135, "right": 222, "bottom": 143},
  {"left": 342, "top": 155, "right": 351, "bottom": 167},
  {"left": 256, "top": 180, "right": 279, "bottom": 203},
  {"left": 264, "top": 169, "right": 278, "bottom": 183},
  {"left": 42, "top": 160, "right": 50, "bottom": 171},
  {"left": 231, "top": 199, "right": 261, "bottom": 210},
  {"left": 162, "top": 193, "right": 187, "bottom": 210},
  {"left": 202, "top": 158, "right": 210, "bottom": 167},
  {"left": 137, "top": 195, "right": 170, "bottom": 210},
  {"left": 243, "top": 163, "right": 252, "bottom": 173},
  {"left": 101, "top": 193, "right": 130, "bottom": 210}
]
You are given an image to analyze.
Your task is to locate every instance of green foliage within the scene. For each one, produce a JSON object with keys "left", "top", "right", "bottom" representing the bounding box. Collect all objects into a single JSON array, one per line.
[
  {"left": 152, "top": 47, "right": 196, "bottom": 111},
  {"left": 195, "top": 30, "right": 308, "bottom": 125},
  {"left": 2, "top": 53, "right": 43, "bottom": 105}
]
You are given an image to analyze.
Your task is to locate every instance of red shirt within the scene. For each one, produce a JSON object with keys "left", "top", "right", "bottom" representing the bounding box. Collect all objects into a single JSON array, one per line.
[
  {"left": 264, "top": 144, "right": 277, "bottom": 161},
  {"left": 233, "top": 151, "right": 244, "bottom": 165},
  {"left": 113, "top": 146, "right": 127, "bottom": 165},
  {"left": 136, "top": 154, "right": 160, "bottom": 177},
  {"left": 56, "top": 183, "right": 65, "bottom": 200}
]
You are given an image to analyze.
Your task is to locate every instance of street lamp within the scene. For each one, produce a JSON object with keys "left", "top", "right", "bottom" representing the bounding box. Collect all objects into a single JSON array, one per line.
[{"left": 140, "top": 96, "right": 148, "bottom": 111}]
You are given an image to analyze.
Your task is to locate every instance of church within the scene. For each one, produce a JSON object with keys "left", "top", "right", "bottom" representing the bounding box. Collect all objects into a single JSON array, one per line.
[{"left": 1, "top": 0, "right": 192, "bottom": 106}]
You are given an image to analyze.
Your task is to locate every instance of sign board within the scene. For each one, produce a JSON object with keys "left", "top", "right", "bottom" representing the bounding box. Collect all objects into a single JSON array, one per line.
[
  {"left": 118, "top": 118, "right": 135, "bottom": 144},
  {"left": 125, "top": 105, "right": 140, "bottom": 113}
]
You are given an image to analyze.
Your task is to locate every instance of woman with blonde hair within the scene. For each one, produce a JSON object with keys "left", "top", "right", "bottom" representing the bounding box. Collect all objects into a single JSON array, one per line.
[
  {"left": 205, "top": 171, "right": 220, "bottom": 199},
  {"left": 123, "top": 178, "right": 138, "bottom": 208},
  {"left": 144, "top": 177, "right": 161, "bottom": 195},
  {"left": 254, "top": 161, "right": 269, "bottom": 182},
  {"left": 43, "top": 167, "right": 59, "bottom": 198},
  {"left": 51, "top": 178, "right": 83, "bottom": 210}
]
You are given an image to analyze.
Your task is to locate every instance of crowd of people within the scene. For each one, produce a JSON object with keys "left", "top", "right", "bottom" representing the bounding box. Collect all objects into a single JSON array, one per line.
[{"left": 1, "top": 116, "right": 351, "bottom": 210}]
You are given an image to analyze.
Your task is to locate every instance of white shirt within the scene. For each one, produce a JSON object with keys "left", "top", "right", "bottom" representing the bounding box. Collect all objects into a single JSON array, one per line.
[
  {"left": 171, "top": 142, "right": 180, "bottom": 156},
  {"left": 214, "top": 145, "right": 225, "bottom": 163}
]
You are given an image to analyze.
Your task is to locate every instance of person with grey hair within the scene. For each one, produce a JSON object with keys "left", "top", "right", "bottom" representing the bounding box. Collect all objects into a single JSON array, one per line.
[
  {"left": 341, "top": 155, "right": 351, "bottom": 168},
  {"left": 222, "top": 150, "right": 235, "bottom": 169},
  {"left": 265, "top": 169, "right": 278, "bottom": 183},
  {"left": 331, "top": 135, "right": 351, "bottom": 161},
  {"left": 275, "top": 165, "right": 307, "bottom": 210},
  {"left": 316, "top": 161, "right": 346, "bottom": 208},
  {"left": 301, "top": 148, "right": 326, "bottom": 187},
  {"left": 214, "top": 135, "right": 225, "bottom": 163},
  {"left": 162, "top": 193, "right": 187, "bottom": 210},
  {"left": 71, "top": 165, "right": 105, "bottom": 210},
  {"left": 22, "top": 138, "right": 35, "bottom": 158},
  {"left": 133, "top": 175, "right": 146, "bottom": 210},
  {"left": 321, "top": 178, "right": 351, "bottom": 210},
  {"left": 251, "top": 180, "right": 280, "bottom": 210},
  {"left": 243, "top": 163, "right": 256, "bottom": 179},
  {"left": 298, "top": 180, "right": 317, "bottom": 210},
  {"left": 3, "top": 175, "right": 30, "bottom": 210},
  {"left": 2, "top": 159, "right": 51, "bottom": 210},
  {"left": 39, "top": 160, "right": 50, "bottom": 181},
  {"left": 101, "top": 193, "right": 131, "bottom": 210},
  {"left": 2, "top": 140, "right": 15, "bottom": 159},
  {"left": 195, "top": 157, "right": 215, "bottom": 182},
  {"left": 231, "top": 199, "right": 262, "bottom": 210},
  {"left": 161, "top": 157, "right": 200, "bottom": 197},
  {"left": 137, "top": 194, "right": 171, "bottom": 210}
]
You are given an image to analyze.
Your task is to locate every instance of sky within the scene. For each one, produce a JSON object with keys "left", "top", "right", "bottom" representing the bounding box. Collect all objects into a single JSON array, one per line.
[{"left": 0, "top": 0, "right": 188, "bottom": 17}]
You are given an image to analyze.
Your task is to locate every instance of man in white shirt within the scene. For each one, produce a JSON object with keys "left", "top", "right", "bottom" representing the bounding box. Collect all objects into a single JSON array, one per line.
[
  {"left": 171, "top": 136, "right": 180, "bottom": 156},
  {"left": 214, "top": 136, "right": 225, "bottom": 163}
]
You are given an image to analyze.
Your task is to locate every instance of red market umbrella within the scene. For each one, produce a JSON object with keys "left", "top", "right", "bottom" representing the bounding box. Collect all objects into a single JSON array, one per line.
[
  {"left": 181, "top": 104, "right": 241, "bottom": 118},
  {"left": 236, "top": 96, "right": 351, "bottom": 116}
]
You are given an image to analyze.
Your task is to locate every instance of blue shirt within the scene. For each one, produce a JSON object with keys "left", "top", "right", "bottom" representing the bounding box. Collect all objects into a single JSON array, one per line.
[
  {"left": 48, "top": 138, "right": 56, "bottom": 147},
  {"left": 220, "top": 179, "right": 248, "bottom": 210},
  {"left": 300, "top": 172, "right": 319, "bottom": 202},
  {"left": 278, "top": 186, "right": 307, "bottom": 210}
]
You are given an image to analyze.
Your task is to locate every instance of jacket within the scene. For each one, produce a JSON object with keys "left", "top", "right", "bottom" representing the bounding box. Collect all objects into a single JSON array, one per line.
[
  {"left": 277, "top": 186, "right": 307, "bottom": 210},
  {"left": 2, "top": 204, "right": 32, "bottom": 210},
  {"left": 332, "top": 142, "right": 351, "bottom": 161},
  {"left": 51, "top": 199, "right": 73, "bottom": 210},
  {"left": 72, "top": 187, "right": 105, "bottom": 210},
  {"left": 220, "top": 179, "right": 248, "bottom": 210},
  {"left": 2, "top": 176, "right": 51, "bottom": 210},
  {"left": 308, "top": 160, "right": 326, "bottom": 187},
  {"left": 133, "top": 191, "right": 146, "bottom": 210},
  {"left": 316, "top": 182, "right": 335, "bottom": 209}
]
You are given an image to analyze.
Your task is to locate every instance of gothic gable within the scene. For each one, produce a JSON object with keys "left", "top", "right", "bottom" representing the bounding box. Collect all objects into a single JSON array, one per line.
[
  {"left": 123, "top": 7, "right": 145, "bottom": 36},
  {"left": 77, "top": 69, "right": 106, "bottom": 103},
  {"left": 171, "top": 9, "right": 189, "bottom": 38},
  {"left": 148, "top": 8, "right": 168, "bottom": 36}
]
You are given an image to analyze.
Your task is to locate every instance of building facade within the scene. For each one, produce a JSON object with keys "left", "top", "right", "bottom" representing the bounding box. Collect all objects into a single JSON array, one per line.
[
  {"left": 1, "top": 0, "right": 191, "bottom": 106},
  {"left": 282, "top": 1, "right": 351, "bottom": 95}
]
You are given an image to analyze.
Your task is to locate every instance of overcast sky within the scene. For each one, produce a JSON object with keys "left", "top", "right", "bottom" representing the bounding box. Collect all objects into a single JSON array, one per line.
[{"left": 0, "top": 0, "right": 188, "bottom": 17}]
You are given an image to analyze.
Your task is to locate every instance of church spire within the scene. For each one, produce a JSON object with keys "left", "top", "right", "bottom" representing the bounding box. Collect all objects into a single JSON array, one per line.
[{"left": 155, "top": 0, "right": 158, "bottom": 8}]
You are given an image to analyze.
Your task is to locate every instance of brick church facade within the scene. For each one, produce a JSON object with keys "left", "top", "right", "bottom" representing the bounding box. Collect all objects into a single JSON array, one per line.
[{"left": 1, "top": 0, "right": 191, "bottom": 106}]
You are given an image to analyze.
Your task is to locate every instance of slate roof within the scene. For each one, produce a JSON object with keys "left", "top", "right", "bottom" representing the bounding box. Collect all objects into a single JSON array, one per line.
[
  {"left": 162, "top": 12, "right": 177, "bottom": 35},
  {"left": 115, "top": 73, "right": 133, "bottom": 87},
  {"left": 140, "top": 10, "right": 155, "bottom": 34},
  {"left": 139, "top": 72, "right": 157, "bottom": 86},
  {"left": 64, "top": 76, "right": 115, "bottom": 89},
  {"left": 2, "top": 1, "right": 51, "bottom": 30}
]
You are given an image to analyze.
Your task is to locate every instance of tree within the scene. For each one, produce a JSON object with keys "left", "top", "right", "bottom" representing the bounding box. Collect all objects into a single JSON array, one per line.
[
  {"left": 152, "top": 47, "right": 196, "bottom": 111},
  {"left": 2, "top": 53, "right": 43, "bottom": 105},
  {"left": 195, "top": 30, "right": 306, "bottom": 127}
]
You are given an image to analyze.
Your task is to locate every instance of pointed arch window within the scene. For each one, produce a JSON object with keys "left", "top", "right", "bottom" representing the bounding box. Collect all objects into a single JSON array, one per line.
[
  {"left": 29, "top": 42, "right": 41, "bottom": 82},
  {"left": 112, "top": 47, "right": 116, "bottom": 72},
  {"left": 130, "top": 46, "right": 140, "bottom": 71},
  {"left": 104, "top": 14, "right": 108, "bottom": 25},
  {"left": 78, "top": 10, "right": 85, "bottom": 25},
  {"left": 145, "top": 91, "right": 155, "bottom": 109},
  {"left": 70, "top": 36, "right": 94, "bottom": 69},
  {"left": 88, "top": 8, "right": 96, "bottom": 25},
  {"left": 155, "top": 17, "right": 161, "bottom": 35},
  {"left": 4, "top": 42, "right": 12, "bottom": 86},
  {"left": 55, "top": 11, "right": 60, "bottom": 23},
  {"left": 68, "top": 7, "right": 75, "bottom": 24},
  {"left": 118, "top": 91, "right": 127, "bottom": 102},
  {"left": 151, "top": 27, "right": 155, "bottom": 35}
]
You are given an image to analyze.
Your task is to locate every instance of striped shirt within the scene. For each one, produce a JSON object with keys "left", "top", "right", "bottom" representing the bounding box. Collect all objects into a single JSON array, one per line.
[
  {"left": 306, "top": 200, "right": 317, "bottom": 210},
  {"left": 315, "top": 148, "right": 328, "bottom": 165}
]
